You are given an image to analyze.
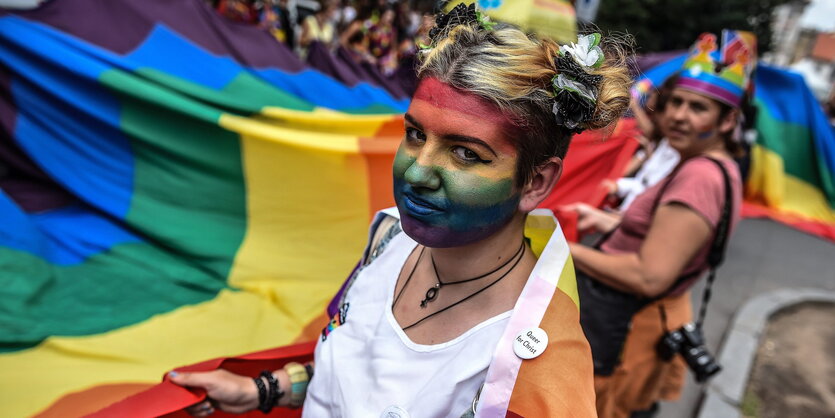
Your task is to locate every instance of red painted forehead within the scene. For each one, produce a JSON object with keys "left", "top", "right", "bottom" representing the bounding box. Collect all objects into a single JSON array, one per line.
[{"left": 412, "top": 78, "right": 519, "bottom": 130}]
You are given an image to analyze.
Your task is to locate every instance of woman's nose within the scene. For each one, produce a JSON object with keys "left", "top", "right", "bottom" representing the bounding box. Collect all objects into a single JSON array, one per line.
[
  {"left": 403, "top": 158, "right": 441, "bottom": 190},
  {"left": 670, "top": 104, "right": 688, "bottom": 121}
]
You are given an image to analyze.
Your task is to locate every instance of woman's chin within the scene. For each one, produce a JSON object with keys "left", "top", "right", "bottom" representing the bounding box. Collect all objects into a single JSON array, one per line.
[
  {"left": 400, "top": 214, "right": 496, "bottom": 249},
  {"left": 666, "top": 136, "right": 688, "bottom": 152}
]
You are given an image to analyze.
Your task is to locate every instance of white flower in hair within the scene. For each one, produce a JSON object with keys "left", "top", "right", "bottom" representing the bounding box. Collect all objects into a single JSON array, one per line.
[{"left": 560, "top": 33, "right": 604, "bottom": 69}]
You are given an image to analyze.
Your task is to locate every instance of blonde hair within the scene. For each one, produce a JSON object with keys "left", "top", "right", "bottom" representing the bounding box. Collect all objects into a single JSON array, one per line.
[{"left": 417, "top": 21, "right": 632, "bottom": 185}]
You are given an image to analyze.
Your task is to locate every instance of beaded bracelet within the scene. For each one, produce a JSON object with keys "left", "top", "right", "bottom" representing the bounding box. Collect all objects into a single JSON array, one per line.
[
  {"left": 260, "top": 370, "right": 283, "bottom": 412},
  {"left": 252, "top": 375, "right": 271, "bottom": 414},
  {"left": 283, "top": 362, "right": 310, "bottom": 408}
]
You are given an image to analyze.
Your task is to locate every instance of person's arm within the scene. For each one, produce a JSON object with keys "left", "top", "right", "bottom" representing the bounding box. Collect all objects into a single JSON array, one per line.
[
  {"left": 630, "top": 96, "right": 655, "bottom": 138},
  {"left": 339, "top": 20, "right": 364, "bottom": 49},
  {"left": 621, "top": 139, "right": 651, "bottom": 177},
  {"left": 169, "top": 362, "right": 313, "bottom": 415},
  {"left": 299, "top": 16, "right": 314, "bottom": 47},
  {"left": 569, "top": 202, "right": 712, "bottom": 297},
  {"left": 562, "top": 202, "right": 622, "bottom": 233}
]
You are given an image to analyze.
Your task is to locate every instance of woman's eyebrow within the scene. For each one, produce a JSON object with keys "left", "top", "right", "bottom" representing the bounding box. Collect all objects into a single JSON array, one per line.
[
  {"left": 404, "top": 113, "right": 423, "bottom": 130},
  {"left": 443, "top": 134, "right": 498, "bottom": 157}
]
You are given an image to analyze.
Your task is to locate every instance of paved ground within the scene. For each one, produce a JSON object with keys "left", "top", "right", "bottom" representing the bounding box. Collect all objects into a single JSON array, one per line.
[
  {"left": 658, "top": 218, "right": 835, "bottom": 418},
  {"left": 747, "top": 303, "right": 835, "bottom": 418}
]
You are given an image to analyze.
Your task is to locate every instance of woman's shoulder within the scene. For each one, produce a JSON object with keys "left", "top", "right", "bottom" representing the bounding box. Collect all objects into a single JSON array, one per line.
[
  {"left": 662, "top": 156, "right": 740, "bottom": 226},
  {"left": 673, "top": 156, "right": 740, "bottom": 189}
]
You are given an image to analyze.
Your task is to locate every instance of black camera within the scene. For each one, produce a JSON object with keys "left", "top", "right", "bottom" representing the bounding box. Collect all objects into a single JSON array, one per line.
[{"left": 656, "top": 323, "right": 721, "bottom": 383}]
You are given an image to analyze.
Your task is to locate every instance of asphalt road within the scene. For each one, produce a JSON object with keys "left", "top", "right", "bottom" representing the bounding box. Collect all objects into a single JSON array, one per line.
[{"left": 658, "top": 218, "right": 835, "bottom": 418}]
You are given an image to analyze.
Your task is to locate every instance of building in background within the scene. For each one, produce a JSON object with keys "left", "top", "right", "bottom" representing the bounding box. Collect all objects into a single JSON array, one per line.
[
  {"left": 790, "top": 32, "right": 835, "bottom": 100},
  {"left": 767, "top": 0, "right": 812, "bottom": 66}
]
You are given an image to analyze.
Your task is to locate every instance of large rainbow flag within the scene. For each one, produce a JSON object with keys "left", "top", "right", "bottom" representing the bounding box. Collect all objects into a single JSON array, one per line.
[
  {"left": 0, "top": 0, "right": 406, "bottom": 416},
  {"left": 635, "top": 54, "right": 835, "bottom": 242},
  {"left": 0, "top": 1, "right": 638, "bottom": 416}
]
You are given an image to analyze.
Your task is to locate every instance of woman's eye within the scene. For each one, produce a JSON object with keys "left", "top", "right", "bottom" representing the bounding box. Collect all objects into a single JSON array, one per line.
[
  {"left": 452, "top": 146, "right": 488, "bottom": 163},
  {"left": 405, "top": 127, "right": 425, "bottom": 143}
]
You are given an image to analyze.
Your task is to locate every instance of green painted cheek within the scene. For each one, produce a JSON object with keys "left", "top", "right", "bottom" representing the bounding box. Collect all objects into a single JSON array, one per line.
[
  {"left": 393, "top": 143, "right": 518, "bottom": 208},
  {"left": 392, "top": 146, "right": 415, "bottom": 180},
  {"left": 439, "top": 169, "right": 516, "bottom": 207}
]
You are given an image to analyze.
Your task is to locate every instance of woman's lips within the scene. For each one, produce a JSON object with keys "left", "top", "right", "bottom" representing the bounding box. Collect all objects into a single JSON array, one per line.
[
  {"left": 667, "top": 126, "right": 689, "bottom": 137},
  {"left": 402, "top": 193, "right": 443, "bottom": 216}
]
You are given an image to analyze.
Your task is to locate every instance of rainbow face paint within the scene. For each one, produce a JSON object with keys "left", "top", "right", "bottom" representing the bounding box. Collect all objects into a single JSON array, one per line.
[
  {"left": 697, "top": 129, "right": 715, "bottom": 140},
  {"left": 393, "top": 78, "right": 522, "bottom": 248}
]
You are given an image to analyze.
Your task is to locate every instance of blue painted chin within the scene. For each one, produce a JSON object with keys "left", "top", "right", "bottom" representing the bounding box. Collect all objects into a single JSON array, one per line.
[{"left": 393, "top": 180, "right": 520, "bottom": 248}]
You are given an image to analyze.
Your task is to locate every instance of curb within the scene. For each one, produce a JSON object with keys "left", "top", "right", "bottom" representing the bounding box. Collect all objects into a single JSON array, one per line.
[{"left": 696, "top": 288, "right": 835, "bottom": 418}]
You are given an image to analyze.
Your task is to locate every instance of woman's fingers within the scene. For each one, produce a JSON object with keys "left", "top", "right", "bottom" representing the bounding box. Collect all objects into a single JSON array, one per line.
[
  {"left": 186, "top": 400, "right": 214, "bottom": 417},
  {"left": 560, "top": 202, "right": 582, "bottom": 213},
  {"left": 169, "top": 371, "right": 220, "bottom": 416},
  {"left": 168, "top": 371, "right": 216, "bottom": 390},
  {"left": 168, "top": 369, "right": 258, "bottom": 413},
  {"left": 561, "top": 202, "right": 592, "bottom": 216}
]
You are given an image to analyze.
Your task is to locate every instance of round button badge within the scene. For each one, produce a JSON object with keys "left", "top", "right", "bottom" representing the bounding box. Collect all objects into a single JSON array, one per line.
[
  {"left": 381, "top": 405, "right": 410, "bottom": 418},
  {"left": 513, "top": 327, "right": 548, "bottom": 359}
]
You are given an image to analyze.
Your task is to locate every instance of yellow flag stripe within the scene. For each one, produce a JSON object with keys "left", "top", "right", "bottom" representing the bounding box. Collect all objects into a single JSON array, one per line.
[
  {"left": 0, "top": 290, "right": 313, "bottom": 418},
  {"left": 748, "top": 144, "right": 835, "bottom": 222}
]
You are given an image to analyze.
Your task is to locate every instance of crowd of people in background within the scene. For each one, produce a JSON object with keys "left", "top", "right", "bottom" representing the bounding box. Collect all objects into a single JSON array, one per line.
[{"left": 208, "top": 0, "right": 433, "bottom": 77}]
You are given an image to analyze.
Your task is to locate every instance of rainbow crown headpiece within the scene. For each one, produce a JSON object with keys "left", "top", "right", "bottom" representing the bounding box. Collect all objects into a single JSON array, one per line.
[{"left": 677, "top": 30, "right": 757, "bottom": 107}]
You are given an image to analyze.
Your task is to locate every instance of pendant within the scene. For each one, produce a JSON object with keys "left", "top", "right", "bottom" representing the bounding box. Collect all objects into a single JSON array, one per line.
[{"left": 420, "top": 283, "right": 441, "bottom": 308}]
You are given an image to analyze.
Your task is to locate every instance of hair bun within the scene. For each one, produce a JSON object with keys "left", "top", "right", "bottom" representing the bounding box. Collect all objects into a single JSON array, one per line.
[{"left": 550, "top": 33, "right": 632, "bottom": 133}]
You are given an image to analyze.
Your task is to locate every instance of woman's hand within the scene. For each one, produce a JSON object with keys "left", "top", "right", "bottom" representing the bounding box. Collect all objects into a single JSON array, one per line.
[
  {"left": 600, "top": 179, "right": 618, "bottom": 196},
  {"left": 168, "top": 369, "right": 259, "bottom": 416},
  {"left": 562, "top": 202, "right": 621, "bottom": 234}
]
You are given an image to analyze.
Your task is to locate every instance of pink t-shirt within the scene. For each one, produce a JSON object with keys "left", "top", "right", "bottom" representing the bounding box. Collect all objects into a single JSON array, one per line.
[{"left": 601, "top": 157, "right": 742, "bottom": 289}]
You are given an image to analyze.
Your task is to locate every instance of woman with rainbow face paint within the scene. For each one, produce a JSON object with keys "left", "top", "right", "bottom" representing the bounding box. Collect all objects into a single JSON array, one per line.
[
  {"left": 169, "top": 4, "right": 632, "bottom": 417},
  {"left": 566, "top": 32, "right": 749, "bottom": 417}
]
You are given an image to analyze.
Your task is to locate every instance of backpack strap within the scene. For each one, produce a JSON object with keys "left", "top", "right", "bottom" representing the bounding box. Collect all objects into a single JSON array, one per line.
[
  {"left": 652, "top": 157, "right": 734, "bottom": 297},
  {"left": 658, "top": 157, "right": 733, "bottom": 330},
  {"left": 693, "top": 157, "right": 733, "bottom": 328}
]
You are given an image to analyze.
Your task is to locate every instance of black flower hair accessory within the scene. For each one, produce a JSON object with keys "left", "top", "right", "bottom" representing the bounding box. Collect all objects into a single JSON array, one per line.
[
  {"left": 421, "top": 3, "right": 495, "bottom": 51},
  {"left": 555, "top": 54, "right": 602, "bottom": 91},
  {"left": 552, "top": 89, "right": 596, "bottom": 132},
  {"left": 551, "top": 33, "right": 605, "bottom": 133}
]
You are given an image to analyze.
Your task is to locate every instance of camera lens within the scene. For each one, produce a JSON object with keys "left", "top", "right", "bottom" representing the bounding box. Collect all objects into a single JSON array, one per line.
[
  {"left": 684, "top": 346, "right": 722, "bottom": 383},
  {"left": 657, "top": 324, "right": 723, "bottom": 382}
]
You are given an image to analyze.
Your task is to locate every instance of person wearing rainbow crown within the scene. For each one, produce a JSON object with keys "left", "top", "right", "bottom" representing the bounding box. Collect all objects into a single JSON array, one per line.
[
  {"left": 567, "top": 31, "right": 752, "bottom": 417},
  {"left": 168, "top": 3, "right": 632, "bottom": 417}
]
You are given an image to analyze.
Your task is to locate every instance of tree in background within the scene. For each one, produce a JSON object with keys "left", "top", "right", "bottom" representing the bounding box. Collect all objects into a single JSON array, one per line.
[{"left": 593, "top": 0, "right": 790, "bottom": 54}]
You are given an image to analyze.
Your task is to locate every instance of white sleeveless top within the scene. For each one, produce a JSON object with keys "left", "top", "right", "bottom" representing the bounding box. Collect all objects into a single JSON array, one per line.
[
  {"left": 616, "top": 138, "right": 680, "bottom": 211},
  {"left": 303, "top": 231, "right": 511, "bottom": 418}
]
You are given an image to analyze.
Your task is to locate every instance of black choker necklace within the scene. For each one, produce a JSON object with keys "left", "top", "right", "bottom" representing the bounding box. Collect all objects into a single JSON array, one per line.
[
  {"left": 401, "top": 242, "right": 526, "bottom": 331},
  {"left": 420, "top": 241, "right": 526, "bottom": 308}
]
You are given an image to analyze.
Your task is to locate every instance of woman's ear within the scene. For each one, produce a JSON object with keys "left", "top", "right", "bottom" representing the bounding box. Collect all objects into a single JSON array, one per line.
[
  {"left": 519, "top": 157, "right": 563, "bottom": 213},
  {"left": 718, "top": 108, "right": 740, "bottom": 136}
]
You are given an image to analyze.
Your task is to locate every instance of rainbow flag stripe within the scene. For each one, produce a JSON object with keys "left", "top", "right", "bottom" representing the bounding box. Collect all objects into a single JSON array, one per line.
[{"left": 0, "top": 1, "right": 404, "bottom": 416}]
